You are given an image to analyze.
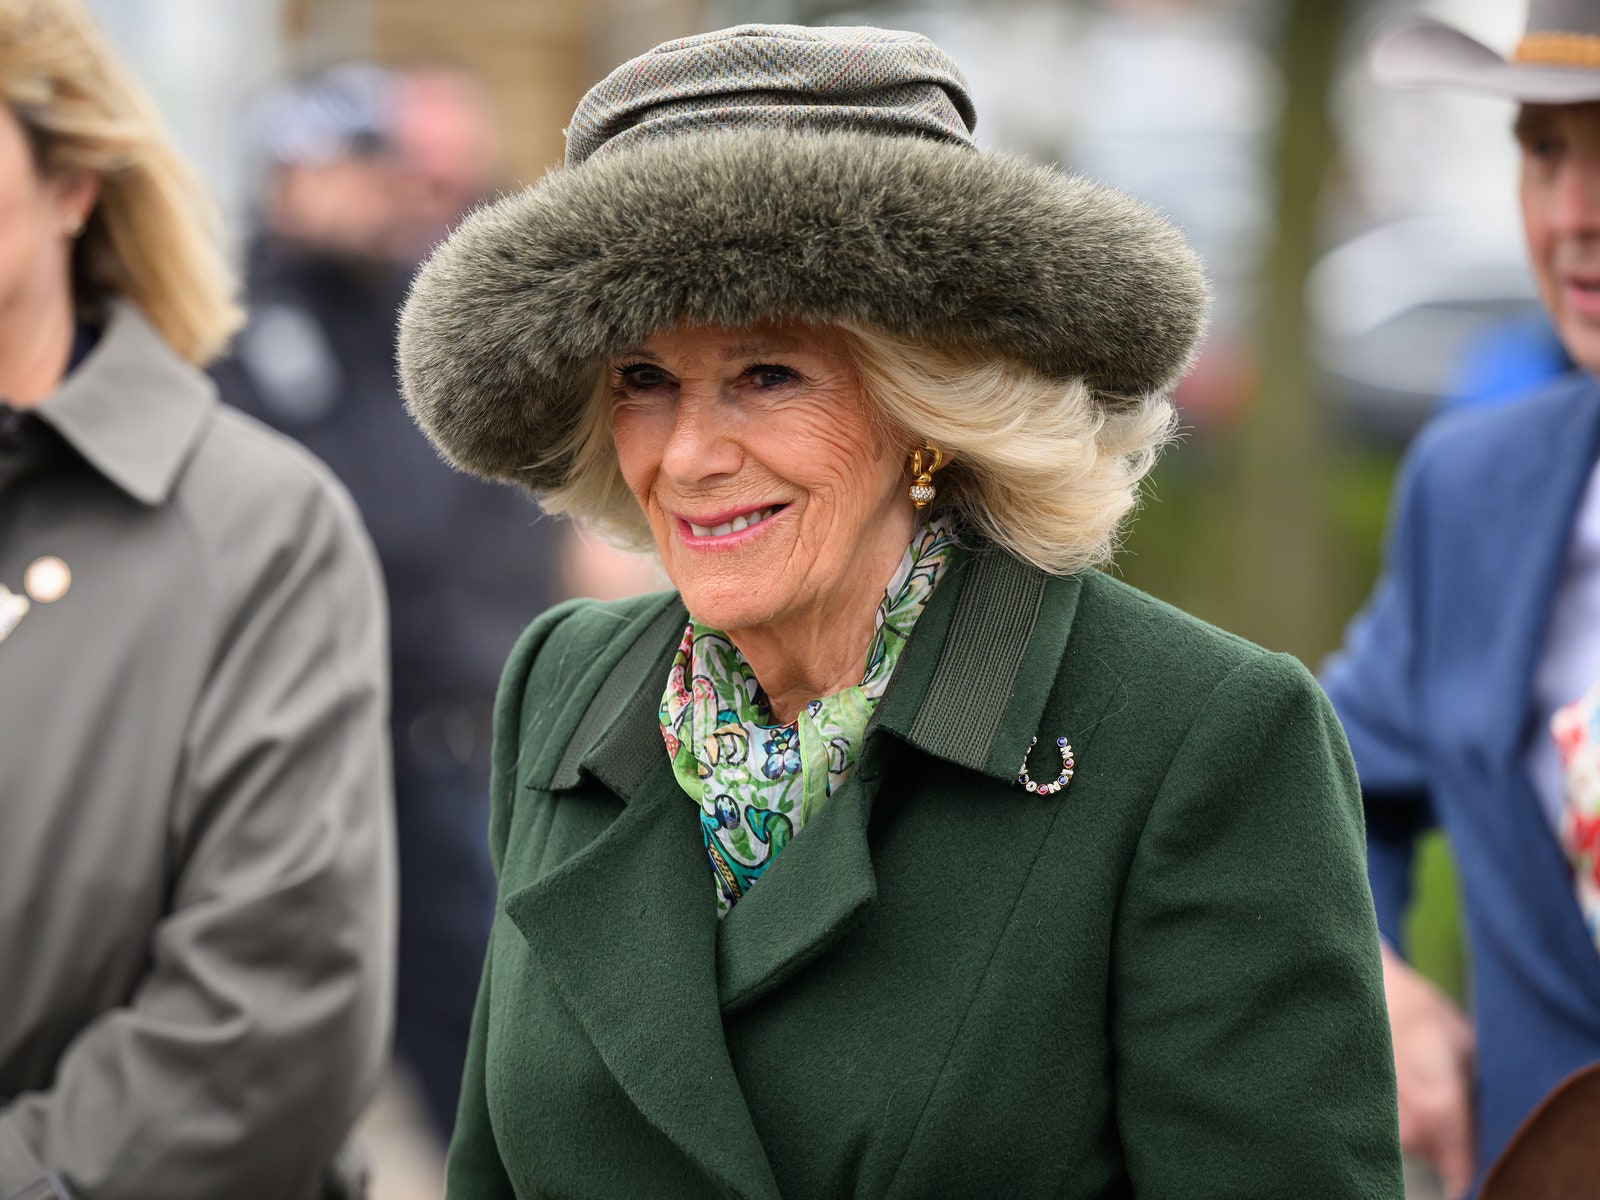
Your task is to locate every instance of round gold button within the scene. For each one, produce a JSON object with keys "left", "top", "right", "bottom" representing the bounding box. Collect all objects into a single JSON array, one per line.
[{"left": 24, "top": 556, "right": 71, "bottom": 603}]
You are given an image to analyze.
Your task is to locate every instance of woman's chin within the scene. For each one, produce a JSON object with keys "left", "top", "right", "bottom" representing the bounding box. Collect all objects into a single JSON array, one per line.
[
  {"left": 663, "top": 537, "right": 797, "bottom": 633},
  {"left": 678, "top": 588, "right": 782, "bottom": 634}
]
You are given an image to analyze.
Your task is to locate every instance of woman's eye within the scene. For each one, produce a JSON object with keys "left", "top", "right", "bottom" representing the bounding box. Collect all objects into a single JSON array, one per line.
[
  {"left": 748, "top": 364, "right": 799, "bottom": 389},
  {"left": 616, "top": 363, "right": 669, "bottom": 389}
]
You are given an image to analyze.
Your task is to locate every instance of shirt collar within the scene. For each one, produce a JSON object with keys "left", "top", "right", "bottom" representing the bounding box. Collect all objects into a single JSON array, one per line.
[{"left": 35, "top": 298, "right": 215, "bottom": 506}]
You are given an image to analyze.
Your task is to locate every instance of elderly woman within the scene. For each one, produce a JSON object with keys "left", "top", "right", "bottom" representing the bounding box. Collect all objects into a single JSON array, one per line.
[
  {"left": 400, "top": 25, "right": 1403, "bottom": 1200},
  {"left": 0, "top": 2, "right": 392, "bottom": 1196}
]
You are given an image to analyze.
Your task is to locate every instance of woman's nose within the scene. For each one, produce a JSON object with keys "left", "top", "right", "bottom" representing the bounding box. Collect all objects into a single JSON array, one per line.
[{"left": 660, "top": 390, "right": 741, "bottom": 483}]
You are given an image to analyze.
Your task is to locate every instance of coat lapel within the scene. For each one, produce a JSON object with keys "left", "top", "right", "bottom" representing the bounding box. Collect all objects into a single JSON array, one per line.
[
  {"left": 504, "top": 607, "right": 783, "bottom": 1200},
  {"left": 714, "top": 749, "right": 878, "bottom": 1013},
  {"left": 715, "top": 547, "right": 1090, "bottom": 1013}
]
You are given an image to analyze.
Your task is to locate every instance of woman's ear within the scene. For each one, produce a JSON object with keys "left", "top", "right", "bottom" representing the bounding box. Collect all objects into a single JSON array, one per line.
[{"left": 52, "top": 166, "right": 101, "bottom": 237}]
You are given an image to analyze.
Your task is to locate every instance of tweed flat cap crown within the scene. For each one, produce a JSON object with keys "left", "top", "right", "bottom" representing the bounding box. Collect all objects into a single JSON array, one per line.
[{"left": 565, "top": 24, "right": 977, "bottom": 166}]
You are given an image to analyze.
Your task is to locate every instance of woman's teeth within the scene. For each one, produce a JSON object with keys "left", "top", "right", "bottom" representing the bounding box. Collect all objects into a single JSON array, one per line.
[{"left": 687, "top": 506, "right": 778, "bottom": 538}]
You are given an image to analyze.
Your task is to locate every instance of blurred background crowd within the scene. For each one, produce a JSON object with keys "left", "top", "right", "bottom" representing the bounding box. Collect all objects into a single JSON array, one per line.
[{"left": 76, "top": 0, "right": 1535, "bottom": 1195}]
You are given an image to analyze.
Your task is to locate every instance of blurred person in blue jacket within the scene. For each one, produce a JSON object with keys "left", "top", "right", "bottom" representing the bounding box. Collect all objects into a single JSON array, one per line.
[
  {"left": 212, "top": 63, "right": 559, "bottom": 1140},
  {"left": 1325, "top": 2, "right": 1600, "bottom": 1194},
  {"left": 1443, "top": 309, "right": 1570, "bottom": 414}
]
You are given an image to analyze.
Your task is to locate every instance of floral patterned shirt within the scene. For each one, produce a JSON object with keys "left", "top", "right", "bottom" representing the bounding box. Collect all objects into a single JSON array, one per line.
[{"left": 1553, "top": 682, "right": 1600, "bottom": 952}]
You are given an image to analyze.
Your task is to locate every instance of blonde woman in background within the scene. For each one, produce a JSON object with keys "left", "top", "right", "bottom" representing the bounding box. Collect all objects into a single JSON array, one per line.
[{"left": 0, "top": 3, "right": 394, "bottom": 1198}]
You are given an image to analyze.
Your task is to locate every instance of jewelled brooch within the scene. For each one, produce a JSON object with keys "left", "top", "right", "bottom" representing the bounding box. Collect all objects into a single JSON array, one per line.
[{"left": 1018, "top": 735, "right": 1074, "bottom": 795}]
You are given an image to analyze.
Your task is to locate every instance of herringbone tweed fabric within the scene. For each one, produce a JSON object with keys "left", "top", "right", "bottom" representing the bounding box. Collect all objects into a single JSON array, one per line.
[{"left": 566, "top": 24, "right": 976, "bottom": 166}]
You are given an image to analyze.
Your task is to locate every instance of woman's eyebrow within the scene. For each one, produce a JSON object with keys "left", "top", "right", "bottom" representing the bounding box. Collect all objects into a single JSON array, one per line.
[
  {"left": 720, "top": 337, "right": 803, "bottom": 360},
  {"left": 613, "top": 347, "right": 662, "bottom": 362}
]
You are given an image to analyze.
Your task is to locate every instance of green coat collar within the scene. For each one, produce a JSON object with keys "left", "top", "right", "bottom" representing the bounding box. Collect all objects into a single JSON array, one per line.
[
  {"left": 550, "top": 544, "right": 1084, "bottom": 799},
  {"left": 506, "top": 545, "right": 1085, "bottom": 1200}
]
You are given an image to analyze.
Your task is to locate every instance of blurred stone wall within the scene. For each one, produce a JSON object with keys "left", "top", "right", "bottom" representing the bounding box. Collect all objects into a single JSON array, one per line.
[
  {"left": 362, "top": 0, "right": 703, "bottom": 186},
  {"left": 86, "top": 0, "right": 286, "bottom": 238}
]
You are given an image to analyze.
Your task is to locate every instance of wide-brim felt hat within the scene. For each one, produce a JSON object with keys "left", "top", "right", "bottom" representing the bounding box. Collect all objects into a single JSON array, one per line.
[
  {"left": 398, "top": 24, "right": 1208, "bottom": 492},
  {"left": 1373, "top": 0, "right": 1600, "bottom": 104}
]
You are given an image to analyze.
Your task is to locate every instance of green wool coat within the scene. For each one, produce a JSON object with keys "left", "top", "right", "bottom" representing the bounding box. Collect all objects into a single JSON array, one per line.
[{"left": 448, "top": 547, "right": 1404, "bottom": 1199}]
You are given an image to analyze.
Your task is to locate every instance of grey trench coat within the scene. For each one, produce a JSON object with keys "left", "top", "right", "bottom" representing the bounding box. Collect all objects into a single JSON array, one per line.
[{"left": 0, "top": 301, "right": 396, "bottom": 1199}]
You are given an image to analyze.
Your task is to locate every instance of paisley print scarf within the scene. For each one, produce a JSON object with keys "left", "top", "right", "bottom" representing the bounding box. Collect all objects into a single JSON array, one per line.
[{"left": 659, "top": 513, "right": 957, "bottom": 915}]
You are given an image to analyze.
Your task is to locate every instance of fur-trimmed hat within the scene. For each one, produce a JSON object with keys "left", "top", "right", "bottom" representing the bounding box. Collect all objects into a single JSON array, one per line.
[{"left": 398, "top": 24, "right": 1208, "bottom": 491}]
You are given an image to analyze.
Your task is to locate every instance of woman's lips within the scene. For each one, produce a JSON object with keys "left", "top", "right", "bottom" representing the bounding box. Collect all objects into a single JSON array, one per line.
[{"left": 675, "top": 504, "right": 785, "bottom": 545}]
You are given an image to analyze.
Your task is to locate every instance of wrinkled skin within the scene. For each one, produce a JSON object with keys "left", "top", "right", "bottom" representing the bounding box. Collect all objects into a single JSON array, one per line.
[{"left": 608, "top": 319, "right": 916, "bottom": 724}]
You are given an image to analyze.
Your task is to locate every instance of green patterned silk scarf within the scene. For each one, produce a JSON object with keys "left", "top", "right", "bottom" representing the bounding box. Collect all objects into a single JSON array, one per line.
[{"left": 659, "top": 513, "right": 957, "bottom": 915}]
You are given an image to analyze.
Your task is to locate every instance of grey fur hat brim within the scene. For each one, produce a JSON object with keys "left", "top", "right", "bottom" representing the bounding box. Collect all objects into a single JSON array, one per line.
[{"left": 398, "top": 129, "right": 1208, "bottom": 491}]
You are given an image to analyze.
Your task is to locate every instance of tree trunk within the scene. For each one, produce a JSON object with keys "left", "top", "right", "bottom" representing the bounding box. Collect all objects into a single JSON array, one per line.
[{"left": 1227, "top": 0, "right": 1350, "bottom": 660}]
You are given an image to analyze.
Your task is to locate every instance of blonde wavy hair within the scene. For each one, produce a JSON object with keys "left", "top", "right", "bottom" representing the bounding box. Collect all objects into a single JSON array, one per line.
[
  {"left": 541, "top": 322, "right": 1177, "bottom": 577},
  {"left": 0, "top": 0, "right": 241, "bottom": 365}
]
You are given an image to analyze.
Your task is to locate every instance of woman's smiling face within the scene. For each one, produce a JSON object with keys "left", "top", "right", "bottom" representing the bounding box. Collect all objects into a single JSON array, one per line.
[{"left": 608, "top": 320, "right": 914, "bottom": 636}]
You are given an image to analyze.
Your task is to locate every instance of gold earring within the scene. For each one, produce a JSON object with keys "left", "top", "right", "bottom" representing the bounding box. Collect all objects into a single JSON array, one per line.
[
  {"left": 909, "top": 444, "right": 944, "bottom": 509},
  {"left": 64, "top": 214, "right": 85, "bottom": 239}
]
